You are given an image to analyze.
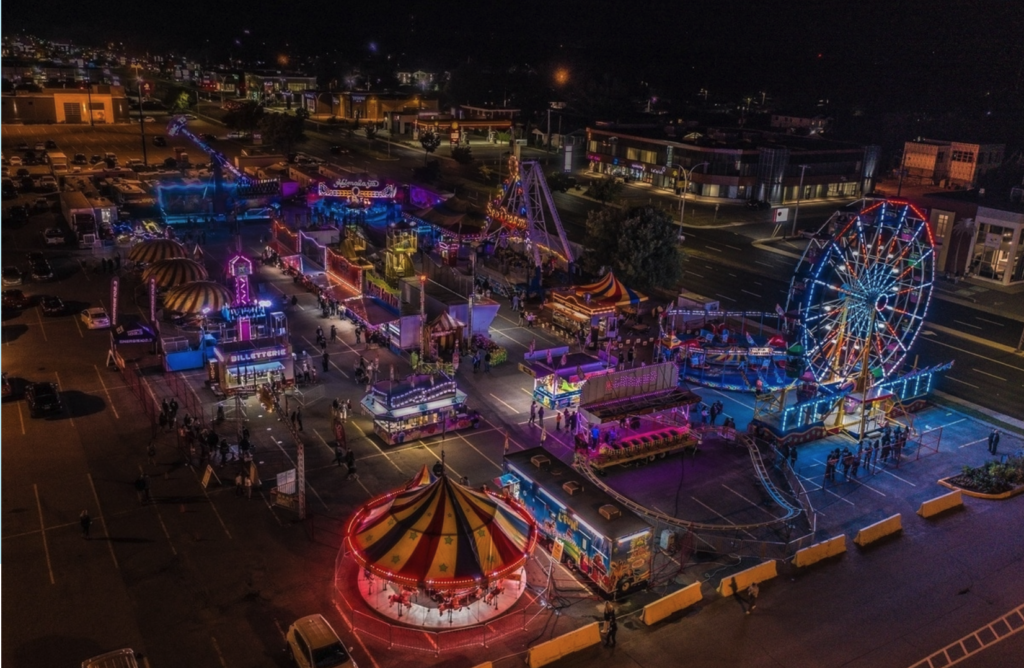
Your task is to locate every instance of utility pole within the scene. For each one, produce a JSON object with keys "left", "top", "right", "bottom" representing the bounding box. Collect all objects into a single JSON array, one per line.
[
  {"left": 790, "top": 164, "right": 809, "bottom": 238},
  {"left": 138, "top": 80, "right": 149, "bottom": 167}
]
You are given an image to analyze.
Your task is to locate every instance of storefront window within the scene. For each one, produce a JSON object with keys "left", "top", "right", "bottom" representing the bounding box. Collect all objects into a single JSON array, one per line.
[
  {"left": 1012, "top": 232, "right": 1024, "bottom": 283},
  {"left": 972, "top": 224, "right": 1013, "bottom": 281}
]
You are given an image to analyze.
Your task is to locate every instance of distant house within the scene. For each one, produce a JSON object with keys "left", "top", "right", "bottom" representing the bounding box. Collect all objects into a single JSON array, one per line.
[
  {"left": 902, "top": 138, "right": 1005, "bottom": 188},
  {"left": 770, "top": 113, "right": 832, "bottom": 134}
]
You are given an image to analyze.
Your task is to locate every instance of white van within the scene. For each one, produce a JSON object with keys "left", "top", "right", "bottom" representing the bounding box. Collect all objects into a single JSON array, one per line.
[{"left": 286, "top": 614, "right": 355, "bottom": 668}]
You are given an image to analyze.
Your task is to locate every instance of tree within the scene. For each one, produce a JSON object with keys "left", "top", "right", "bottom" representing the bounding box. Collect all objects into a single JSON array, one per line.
[
  {"left": 546, "top": 171, "right": 575, "bottom": 193},
  {"left": 419, "top": 131, "right": 441, "bottom": 163},
  {"left": 451, "top": 146, "right": 474, "bottom": 165},
  {"left": 580, "top": 205, "right": 683, "bottom": 291},
  {"left": 223, "top": 101, "right": 264, "bottom": 135},
  {"left": 585, "top": 176, "right": 622, "bottom": 203},
  {"left": 258, "top": 114, "right": 306, "bottom": 154}
]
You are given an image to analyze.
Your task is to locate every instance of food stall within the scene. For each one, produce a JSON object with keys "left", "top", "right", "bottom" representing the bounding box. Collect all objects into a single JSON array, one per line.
[
  {"left": 548, "top": 272, "right": 647, "bottom": 343},
  {"left": 360, "top": 373, "right": 471, "bottom": 445},
  {"left": 519, "top": 350, "right": 614, "bottom": 410},
  {"left": 503, "top": 447, "right": 654, "bottom": 599}
]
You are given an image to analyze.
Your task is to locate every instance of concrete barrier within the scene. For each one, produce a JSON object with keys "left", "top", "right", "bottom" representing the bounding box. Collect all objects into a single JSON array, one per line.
[
  {"left": 853, "top": 513, "right": 902, "bottom": 547},
  {"left": 527, "top": 622, "right": 602, "bottom": 668},
  {"left": 917, "top": 490, "right": 963, "bottom": 518},
  {"left": 715, "top": 560, "right": 777, "bottom": 598},
  {"left": 640, "top": 582, "right": 704, "bottom": 626},
  {"left": 792, "top": 535, "right": 847, "bottom": 568}
]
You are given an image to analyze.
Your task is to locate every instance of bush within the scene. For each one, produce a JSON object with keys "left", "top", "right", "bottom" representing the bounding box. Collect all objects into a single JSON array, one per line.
[
  {"left": 947, "top": 455, "right": 1024, "bottom": 495},
  {"left": 585, "top": 176, "right": 622, "bottom": 203}
]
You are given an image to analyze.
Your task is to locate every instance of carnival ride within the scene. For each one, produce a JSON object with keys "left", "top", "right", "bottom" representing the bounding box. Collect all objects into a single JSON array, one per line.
[
  {"left": 752, "top": 199, "right": 947, "bottom": 443},
  {"left": 486, "top": 155, "right": 575, "bottom": 286}
]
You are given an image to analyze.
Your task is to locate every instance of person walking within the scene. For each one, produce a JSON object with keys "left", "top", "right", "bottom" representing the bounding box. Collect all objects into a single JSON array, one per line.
[
  {"left": 556, "top": 411, "right": 563, "bottom": 432},
  {"left": 80, "top": 510, "right": 92, "bottom": 539},
  {"left": 290, "top": 410, "right": 298, "bottom": 430},
  {"left": 330, "top": 324, "right": 337, "bottom": 342},
  {"left": 529, "top": 401, "right": 537, "bottom": 427},
  {"left": 537, "top": 405, "right": 545, "bottom": 427},
  {"left": 135, "top": 474, "right": 148, "bottom": 505},
  {"left": 989, "top": 429, "right": 1000, "bottom": 454},
  {"left": 296, "top": 407, "right": 304, "bottom": 432},
  {"left": 789, "top": 446, "right": 798, "bottom": 468},
  {"left": 346, "top": 449, "right": 357, "bottom": 479},
  {"left": 746, "top": 582, "right": 760, "bottom": 614},
  {"left": 322, "top": 351, "right": 330, "bottom": 373},
  {"left": 334, "top": 446, "right": 345, "bottom": 467}
]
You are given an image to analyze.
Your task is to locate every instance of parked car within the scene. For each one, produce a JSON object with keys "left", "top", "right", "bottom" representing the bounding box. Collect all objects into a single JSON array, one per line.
[
  {"left": 44, "top": 228, "right": 65, "bottom": 245},
  {"left": 9, "top": 156, "right": 23, "bottom": 166},
  {"left": 2, "top": 372, "right": 12, "bottom": 400},
  {"left": 25, "top": 381, "right": 62, "bottom": 418},
  {"left": 9, "top": 205, "right": 29, "bottom": 220},
  {"left": 2, "top": 266, "right": 24, "bottom": 287},
  {"left": 16, "top": 142, "right": 29, "bottom": 151},
  {"left": 90, "top": 154, "right": 103, "bottom": 164},
  {"left": 45, "top": 139, "right": 58, "bottom": 149},
  {"left": 2, "top": 289, "right": 29, "bottom": 310},
  {"left": 73, "top": 153, "right": 88, "bottom": 165},
  {"left": 745, "top": 200, "right": 771, "bottom": 210},
  {"left": 39, "top": 175, "right": 58, "bottom": 192},
  {"left": 34, "top": 142, "right": 46, "bottom": 152},
  {"left": 33, "top": 197, "right": 52, "bottom": 212},
  {"left": 26, "top": 251, "right": 45, "bottom": 264},
  {"left": 40, "top": 295, "right": 66, "bottom": 316},
  {"left": 31, "top": 261, "right": 54, "bottom": 281},
  {"left": 152, "top": 136, "right": 166, "bottom": 147},
  {"left": 80, "top": 307, "right": 111, "bottom": 329},
  {"left": 143, "top": 116, "right": 156, "bottom": 123},
  {"left": 286, "top": 615, "right": 354, "bottom": 668}
]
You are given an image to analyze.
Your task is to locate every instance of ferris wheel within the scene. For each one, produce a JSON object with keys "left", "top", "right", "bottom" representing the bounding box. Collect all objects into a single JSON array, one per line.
[{"left": 787, "top": 200, "right": 936, "bottom": 386}]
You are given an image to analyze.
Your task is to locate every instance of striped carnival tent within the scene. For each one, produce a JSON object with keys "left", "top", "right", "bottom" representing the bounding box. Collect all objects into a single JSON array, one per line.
[
  {"left": 128, "top": 239, "right": 187, "bottom": 264},
  {"left": 142, "top": 258, "right": 209, "bottom": 288},
  {"left": 575, "top": 272, "right": 646, "bottom": 306},
  {"left": 404, "top": 465, "right": 434, "bottom": 490},
  {"left": 345, "top": 474, "right": 538, "bottom": 589},
  {"left": 163, "top": 281, "right": 233, "bottom": 314}
]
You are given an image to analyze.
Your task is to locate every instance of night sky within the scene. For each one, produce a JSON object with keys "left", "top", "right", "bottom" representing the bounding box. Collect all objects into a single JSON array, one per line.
[{"left": 6, "top": 0, "right": 1023, "bottom": 112}]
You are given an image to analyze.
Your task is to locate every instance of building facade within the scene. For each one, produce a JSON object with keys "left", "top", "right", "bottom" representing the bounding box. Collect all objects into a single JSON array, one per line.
[
  {"left": 586, "top": 126, "right": 879, "bottom": 203},
  {"left": 243, "top": 71, "right": 317, "bottom": 104},
  {"left": 1, "top": 85, "right": 130, "bottom": 124},
  {"left": 902, "top": 139, "right": 1005, "bottom": 188}
]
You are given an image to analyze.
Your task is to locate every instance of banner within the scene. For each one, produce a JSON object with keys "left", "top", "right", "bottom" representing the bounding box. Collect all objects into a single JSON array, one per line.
[{"left": 110, "top": 277, "right": 119, "bottom": 328}]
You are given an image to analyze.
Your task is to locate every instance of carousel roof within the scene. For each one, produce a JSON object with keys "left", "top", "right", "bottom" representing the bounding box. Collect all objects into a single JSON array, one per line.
[
  {"left": 345, "top": 474, "right": 538, "bottom": 588},
  {"left": 163, "top": 280, "right": 234, "bottom": 314},
  {"left": 414, "top": 197, "right": 490, "bottom": 238},
  {"left": 128, "top": 238, "right": 187, "bottom": 263},
  {"left": 142, "top": 258, "right": 209, "bottom": 288}
]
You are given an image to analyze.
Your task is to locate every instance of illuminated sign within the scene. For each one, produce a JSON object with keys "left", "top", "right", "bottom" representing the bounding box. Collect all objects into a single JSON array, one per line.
[
  {"left": 316, "top": 179, "right": 397, "bottom": 200},
  {"left": 227, "top": 346, "right": 288, "bottom": 365}
]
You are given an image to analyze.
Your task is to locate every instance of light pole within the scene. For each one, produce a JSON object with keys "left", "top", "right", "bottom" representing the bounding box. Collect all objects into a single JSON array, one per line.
[
  {"left": 790, "top": 164, "right": 810, "bottom": 238},
  {"left": 673, "top": 161, "right": 709, "bottom": 229},
  {"left": 137, "top": 79, "right": 149, "bottom": 167}
]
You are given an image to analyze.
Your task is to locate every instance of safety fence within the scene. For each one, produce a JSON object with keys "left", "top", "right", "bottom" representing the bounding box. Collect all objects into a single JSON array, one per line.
[
  {"left": 165, "top": 372, "right": 208, "bottom": 428},
  {"left": 118, "top": 361, "right": 161, "bottom": 438}
]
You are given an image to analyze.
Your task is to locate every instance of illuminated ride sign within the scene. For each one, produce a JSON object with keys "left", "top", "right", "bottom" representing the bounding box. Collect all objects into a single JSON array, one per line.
[{"left": 317, "top": 179, "right": 397, "bottom": 200}]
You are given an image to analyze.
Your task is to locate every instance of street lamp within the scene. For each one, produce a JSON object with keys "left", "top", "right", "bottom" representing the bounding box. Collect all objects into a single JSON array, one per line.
[
  {"left": 672, "top": 161, "right": 709, "bottom": 231},
  {"left": 790, "top": 164, "right": 810, "bottom": 238},
  {"left": 137, "top": 78, "right": 149, "bottom": 167}
]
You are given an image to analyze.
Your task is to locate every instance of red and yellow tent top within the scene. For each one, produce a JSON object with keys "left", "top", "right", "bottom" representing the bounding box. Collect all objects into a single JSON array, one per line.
[
  {"left": 552, "top": 271, "right": 647, "bottom": 315},
  {"left": 345, "top": 474, "right": 538, "bottom": 589}
]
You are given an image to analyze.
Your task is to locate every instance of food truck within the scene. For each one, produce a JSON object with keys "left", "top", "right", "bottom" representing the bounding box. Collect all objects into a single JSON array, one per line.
[
  {"left": 360, "top": 372, "right": 471, "bottom": 445},
  {"left": 502, "top": 447, "right": 653, "bottom": 599}
]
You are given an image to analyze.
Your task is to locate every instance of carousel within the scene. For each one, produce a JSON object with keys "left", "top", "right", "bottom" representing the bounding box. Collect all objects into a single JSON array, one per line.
[
  {"left": 548, "top": 272, "right": 647, "bottom": 344},
  {"left": 344, "top": 465, "right": 538, "bottom": 628}
]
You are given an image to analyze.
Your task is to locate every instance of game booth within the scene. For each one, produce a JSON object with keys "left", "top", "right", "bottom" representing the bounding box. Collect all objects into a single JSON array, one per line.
[
  {"left": 360, "top": 372, "right": 472, "bottom": 445},
  {"left": 207, "top": 338, "right": 294, "bottom": 396},
  {"left": 502, "top": 447, "right": 653, "bottom": 599},
  {"left": 343, "top": 465, "right": 538, "bottom": 628},
  {"left": 518, "top": 348, "right": 615, "bottom": 410},
  {"left": 572, "top": 362, "right": 703, "bottom": 470},
  {"left": 663, "top": 326, "right": 791, "bottom": 393},
  {"left": 548, "top": 272, "right": 646, "bottom": 344}
]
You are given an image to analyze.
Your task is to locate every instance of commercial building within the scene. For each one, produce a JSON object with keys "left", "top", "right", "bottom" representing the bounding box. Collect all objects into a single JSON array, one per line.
[
  {"left": 914, "top": 184, "right": 1024, "bottom": 285},
  {"left": 586, "top": 125, "right": 880, "bottom": 204},
  {"left": 902, "top": 139, "right": 1005, "bottom": 188},
  {"left": 303, "top": 91, "right": 437, "bottom": 124},
  {"left": 243, "top": 70, "right": 317, "bottom": 104},
  {"left": 1, "top": 85, "right": 130, "bottom": 124}
]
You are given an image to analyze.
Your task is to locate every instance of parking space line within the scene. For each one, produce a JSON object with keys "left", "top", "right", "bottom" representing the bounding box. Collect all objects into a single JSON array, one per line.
[
  {"left": 689, "top": 496, "right": 757, "bottom": 539},
  {"left": 958, "top": 438, "right": 987, "bottom": 449},
  {"left": 453, "top": 431, "right": 502, "bottom": 470},
  {"left": 209, "top": 636, "right": 228, "bottom": 667},
  {"left": 489, "top": 392, "right": 520, "bottom": 413},
  {"left": 878, "top": 469, "right": 916, "bottom": 486},
  {"left": 721, "top": 484, "right": 778, "bottom": 518},
  {"left": 17, "top": 401, "right": 26, "bottom": 434},
  {"left": 342, "top": 417, "right": 403, "bottom": 473},
  {"left": 93, "top": 364, "right": 120, "bottom": 419},
  {"left": 87, "top": 473, "right": 120, "bottom": 570},
  {"left": 73, "top": 313, "right": 84, "bottom": 337},
  {"left": 33, "top": 484, "right": 56, "bottom": 584},
  {"left": 35, "top": 307, "right": 48, "bottom": 341},
  {"left": 797, "top": 473, "right": 855, "bottom": 505}
]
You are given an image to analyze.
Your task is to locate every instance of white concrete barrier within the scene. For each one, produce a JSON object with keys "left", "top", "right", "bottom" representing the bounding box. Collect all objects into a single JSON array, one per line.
[{"left": 917, "top": 490, "right": 963, "bottom": 518}]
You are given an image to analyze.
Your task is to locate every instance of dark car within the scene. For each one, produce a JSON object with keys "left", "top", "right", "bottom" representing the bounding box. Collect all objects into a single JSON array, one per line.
[
  {"left": 26, "top": 251, "right": 45, "bottom": 264},
  {"left": 73, "top": 153, "right": 88, "bottom": 165},
  {"left": 45, "top": 139, "right": 58, "bottom": 149},
  {"left": 2, "top": 266, "right": 24, "bottom": 287},
  {"left": 25, "top": 381, "right": 62, "bottom": 417},
  {"left": 90, "top": 154, "right": 103, "bottom": 164},
  {"left": 745, "top": 200, "right": 771, "bottom": 210},
  {"left": 16, "top": 142, "right": 29, "bottom": 151},
  {"left": 330, "top": 145, "right": 349, "bottom": 155},
  {"left": 9, "top": 205, "right": 29, "bottom": 220},
  {"left": 152, "top": 136, "right": 167, "bottom": 147},
  {"left": 201, "top": 134, "right": 216, "bottom": 143},
  {"left": 30, "top": 261, "right": 54, "bottom": 281},
  {"left": 2, "top": 289, "right": 29, "bottom": 310},
  {"left": 40, "top": 295, "right": 66, "bottom": 316}
]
